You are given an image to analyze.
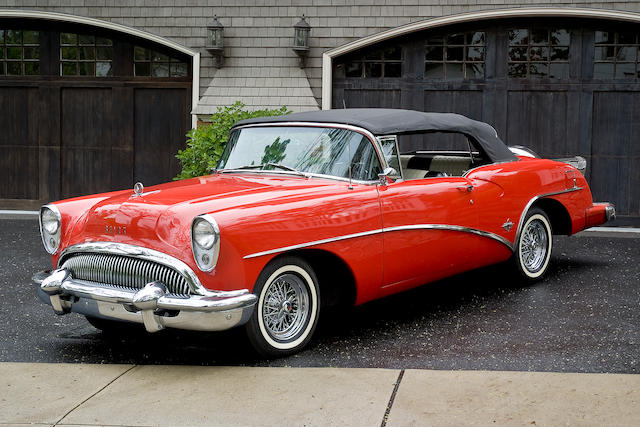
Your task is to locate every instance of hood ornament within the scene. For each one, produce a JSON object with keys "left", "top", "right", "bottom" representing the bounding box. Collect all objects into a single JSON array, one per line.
[{"left": 133, "top": 182, "right": 144, "bottom": 197}]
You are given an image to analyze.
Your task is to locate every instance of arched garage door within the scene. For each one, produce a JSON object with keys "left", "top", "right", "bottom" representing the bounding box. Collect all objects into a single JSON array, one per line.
[
  {"left": 332, "top": 17, "right": 640, "bottom": 225},
  {"left": 0, "top": 18, "right": 192, "bottom": 209}
]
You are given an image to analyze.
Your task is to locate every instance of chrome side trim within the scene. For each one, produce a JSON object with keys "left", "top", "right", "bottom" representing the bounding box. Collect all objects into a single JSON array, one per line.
[
  {"left": 243, "top": 229, "right": 383, "bottom": 259},
  {"left": 243, "top": 224, "right": 513, "bottom": 259},
  {"left": 243, "top": 187, "right": 586, "bottom": 260},
  {"left": 58, "top": 242, "right": 248, "bottom": 298},
  {"left": 383, "top": 224, "right": 514, "bottom": 249}
]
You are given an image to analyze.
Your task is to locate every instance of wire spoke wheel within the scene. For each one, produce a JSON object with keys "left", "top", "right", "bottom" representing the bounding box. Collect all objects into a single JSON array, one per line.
[
  {"left": 247, "top": 257, "right": 320, "bottom": 357},
  {"left": 513, "top": 208, "right": 553, "bottom": 281},
  {"left": 262, "top": 273, "right": 309, "bottom": 341},
  {"left": 520, "top": 220, "right": 548, "bottom": 273}
]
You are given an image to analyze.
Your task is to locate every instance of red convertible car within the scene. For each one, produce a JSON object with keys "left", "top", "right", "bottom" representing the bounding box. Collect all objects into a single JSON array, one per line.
[{"left": 33, "top": 109, "right": 615, "bottom": 356}]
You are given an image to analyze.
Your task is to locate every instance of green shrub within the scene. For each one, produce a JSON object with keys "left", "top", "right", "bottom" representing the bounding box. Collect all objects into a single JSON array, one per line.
[{"left": 175, "top": 102, "right": 290, "bottom": 180}]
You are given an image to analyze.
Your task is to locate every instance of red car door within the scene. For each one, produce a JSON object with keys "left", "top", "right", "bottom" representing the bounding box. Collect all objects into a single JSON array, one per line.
[{"left": 376, "top": 176, "right": 479, "bottom": 298}]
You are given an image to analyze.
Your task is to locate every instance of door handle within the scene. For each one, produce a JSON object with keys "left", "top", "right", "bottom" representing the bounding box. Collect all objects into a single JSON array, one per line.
[{"left": 457, "top": 184, "right": 474, "bottom": 193}]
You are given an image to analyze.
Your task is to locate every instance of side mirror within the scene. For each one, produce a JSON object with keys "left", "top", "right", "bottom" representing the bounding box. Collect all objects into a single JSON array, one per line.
[{"left": 378, "top": 167, "right": 398, "bottom": 186}]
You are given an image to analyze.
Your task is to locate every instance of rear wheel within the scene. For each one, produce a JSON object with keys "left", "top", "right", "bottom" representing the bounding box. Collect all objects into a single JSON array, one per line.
[
  {"left": 246, "top": 256, "right": 320, "bottom": 357},
  {"left": 512, "top": 208, "right": 553, "bottom": 281}
]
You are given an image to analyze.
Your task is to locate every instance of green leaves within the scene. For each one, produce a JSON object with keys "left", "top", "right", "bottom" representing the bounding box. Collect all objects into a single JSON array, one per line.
[{"left": 174, "top": 102, "right": 290, "bottom": 180}]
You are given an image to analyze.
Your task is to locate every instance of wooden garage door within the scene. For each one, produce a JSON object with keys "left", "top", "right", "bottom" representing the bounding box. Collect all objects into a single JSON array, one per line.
[
  {"left": 0, "top": 21, "right": 191, "bottom": 208},
  {"left": 333, "top": 18, "right": 640, "bottom": 225}
]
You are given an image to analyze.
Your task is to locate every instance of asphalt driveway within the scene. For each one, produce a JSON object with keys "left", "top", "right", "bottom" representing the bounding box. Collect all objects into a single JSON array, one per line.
[{"left": 1, "top": 218, "right": 638, "bottom": 373}]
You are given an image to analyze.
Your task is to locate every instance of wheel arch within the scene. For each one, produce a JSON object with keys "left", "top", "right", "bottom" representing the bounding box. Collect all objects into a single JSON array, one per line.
[
  {"left": 531, "top": 197, "right": 572, "bottom": 235},
  {"left": 270, "top": 249, "right": 357, "bottom": 309}
]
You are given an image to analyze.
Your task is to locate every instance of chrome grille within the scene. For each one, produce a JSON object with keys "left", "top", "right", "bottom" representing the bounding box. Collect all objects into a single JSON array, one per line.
[{"left": 61, "top": 253, "right": 192, "bottom": 295}]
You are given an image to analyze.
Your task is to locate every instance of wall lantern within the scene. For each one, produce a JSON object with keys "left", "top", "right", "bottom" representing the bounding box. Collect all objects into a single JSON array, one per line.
[
  {"left": 206, "top": 15, "right": 224, "bottom": 68},
  {"left": 292, "top": 15, "right": 311, "bottom": 68}
]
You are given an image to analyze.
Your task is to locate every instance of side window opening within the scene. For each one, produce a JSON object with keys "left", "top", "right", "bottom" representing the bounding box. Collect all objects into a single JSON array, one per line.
[{"left": 397, "top": 132, "right": 488, "bottom": 180}]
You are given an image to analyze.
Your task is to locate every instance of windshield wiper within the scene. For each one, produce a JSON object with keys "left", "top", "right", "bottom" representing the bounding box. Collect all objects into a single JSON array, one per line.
[{"left": 219, "top": 163, "right": 308, "bottom": 178}]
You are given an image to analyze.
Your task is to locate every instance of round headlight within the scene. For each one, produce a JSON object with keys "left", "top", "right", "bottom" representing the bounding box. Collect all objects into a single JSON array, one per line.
[
  {"left": 193, "top": 218, "right": 217, "bottom": 249},
  {"left": 41, "top": 208, "right": 60, "bottom": 234}
]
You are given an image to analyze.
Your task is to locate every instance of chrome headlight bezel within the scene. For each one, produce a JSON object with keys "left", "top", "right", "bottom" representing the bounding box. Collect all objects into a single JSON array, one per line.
[
  {"left": 39, "top": 204, "right": 62, "bottom": 255},
  {"left": 191, "top": 214, "right": 220, "bottom": 272}
]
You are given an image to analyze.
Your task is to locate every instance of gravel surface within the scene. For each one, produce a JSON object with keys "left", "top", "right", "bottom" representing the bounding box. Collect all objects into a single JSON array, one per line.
[{"left": 1, "top": 218, "right": 638, "bottom": 373}]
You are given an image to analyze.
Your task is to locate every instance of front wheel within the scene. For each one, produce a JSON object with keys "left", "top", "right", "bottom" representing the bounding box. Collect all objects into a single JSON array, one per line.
[
  {"left": 511, "top": 208, "right": 553, "bottom": 281},
  {"left": 245, "top": 256, "right": 320, "bottom": 357}
]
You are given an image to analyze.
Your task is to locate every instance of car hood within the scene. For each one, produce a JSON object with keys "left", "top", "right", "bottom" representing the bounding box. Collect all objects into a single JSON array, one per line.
[{"left": 70, "top": 173, "right": 345, "bottom": 250}]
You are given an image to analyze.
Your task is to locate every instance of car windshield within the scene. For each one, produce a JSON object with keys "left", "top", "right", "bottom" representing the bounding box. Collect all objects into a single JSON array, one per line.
[{"left": 218, "top": 126, "right": 382, "bottom": 181}]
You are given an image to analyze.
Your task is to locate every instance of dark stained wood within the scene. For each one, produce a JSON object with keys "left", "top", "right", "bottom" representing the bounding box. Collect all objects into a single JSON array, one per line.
[
  {"left": 134, "top": 88, "right": 189, "bottom": 186},
  {"left": 0, "top": 22, "right": 192, "bottom": 207},
  {"left": 0, "top": 87, "right": 39, "bottom": 199},
  {"left": 332, "top": 18, "right": 640, "bottom": 223},
  {"left": 60, "top": 87, "right": 114, "bottom": 198}
]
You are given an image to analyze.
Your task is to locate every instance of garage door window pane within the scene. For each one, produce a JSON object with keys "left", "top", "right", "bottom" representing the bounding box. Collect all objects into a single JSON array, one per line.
[
  {"left": 23, "top": 47, "right": 38, "bottom": 60},
  {"left": 134, "top": 46, "right": 189, "bottom": 78},
  {"left": 7, "top": 62, "right": 21, "bottom": 75},
  {"left": 152, "top": 63, "right": 169, "bottom": 77},
  {"left": 342, "top": 45, "right": 402, "bottom": 79},
  {"left": 424, "top": 62, "right": 443, "bottom": 78},
  {"left": 385, "top": 62, "right": 401, "bottom": 78},
  {"left": 425, "top": 30, "right": 485, "bottom": 80},
  {"left": 61, "top": 62, "right": 77, "bottom": 76},
  {"left": 446, "top": 46, "right": 463, "bottom": 61},
  {"left": 96, "top": 61, "right": 112, "bottom": 77},
  {"left": 425, "top": 45, "right": 443, "bottom": 61},
  {"left": 593, "top": 30, "right": 639, "bottom": 79},
  {"left": 7, "top": 46, "right": 21, "bottom": 59},
  {"left": 508, "top": 28, "right": 569, "bottom": 79},
  {"left": 445, "top": 63, "right": 464, "bottom": 79},
  {"left": 364, "top": 62, "right": 382, "bottom": 78},
  {"left": 0, "top": 28, "right": 39, "bottom": 76},
  {"left": 60, "top": 33, "right": 113, "bottom": 77},
  {"left": 79, "top": 47, "right": 95, "bottom": 60},
  {"left": 345, "top": 62, "right": 362, "bottom": 77},
  {"left": 24, "top": 62, "right": 39, "bottom": 75},
  {"left": 616, "top": 46, "right": 636, "bottom": 61},
  {"left": 171, "top": 62, "right": 188, "bottom": 77},
  {"left": 78, "top": 62, "right": 94, "bottom": 76}
]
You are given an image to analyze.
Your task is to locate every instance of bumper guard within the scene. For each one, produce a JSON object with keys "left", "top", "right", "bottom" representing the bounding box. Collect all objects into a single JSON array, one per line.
[{"left": 33, "top": 269, "right": 257, "bottom": 333}]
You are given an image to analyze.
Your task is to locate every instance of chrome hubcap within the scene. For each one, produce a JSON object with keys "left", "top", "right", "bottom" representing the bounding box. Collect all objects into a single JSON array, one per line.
[
  {"left": 262, "top": 273, "right": 309, "bottom": 341},
  {"left": 521, "top": 219, "right": 548, "bottom": 273}
]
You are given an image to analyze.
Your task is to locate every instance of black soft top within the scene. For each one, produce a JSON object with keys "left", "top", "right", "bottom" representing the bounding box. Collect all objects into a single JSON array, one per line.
[{"left": 234, "top": 108, "right": 517, "bottom": 163}]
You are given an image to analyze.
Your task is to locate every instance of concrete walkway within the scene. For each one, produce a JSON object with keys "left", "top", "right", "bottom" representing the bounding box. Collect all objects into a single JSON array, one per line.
[{"left": 1, "top": 363, "right": 638, "bottom": 426}]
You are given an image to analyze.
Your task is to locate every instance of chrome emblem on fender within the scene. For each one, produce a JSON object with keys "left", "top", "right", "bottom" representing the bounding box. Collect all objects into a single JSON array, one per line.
[
  {"left": 502, "top": 219, "right": 514, "bottom": 232},
  {"left": 133, "top": 182, "right": 144, "bottom": 197}
]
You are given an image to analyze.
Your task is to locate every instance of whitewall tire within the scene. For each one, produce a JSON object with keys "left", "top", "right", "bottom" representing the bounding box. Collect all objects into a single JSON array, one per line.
[
  {"left": 512, "top": 208, "right": 553, "bottom": 281},
  {"left": 246, "top": 256, "right": 320, "bottom": 357}
]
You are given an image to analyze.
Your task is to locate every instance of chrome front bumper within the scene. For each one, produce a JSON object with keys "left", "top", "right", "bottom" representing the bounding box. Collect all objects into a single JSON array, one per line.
[{"left": 33, "top": 269, "right": 257, "bottom": 333}]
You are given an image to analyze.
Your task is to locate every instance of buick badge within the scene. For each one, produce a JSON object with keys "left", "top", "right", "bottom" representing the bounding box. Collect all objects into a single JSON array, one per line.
[{"left": 133, "top": 182, "right": 144, "bottom": 197}]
